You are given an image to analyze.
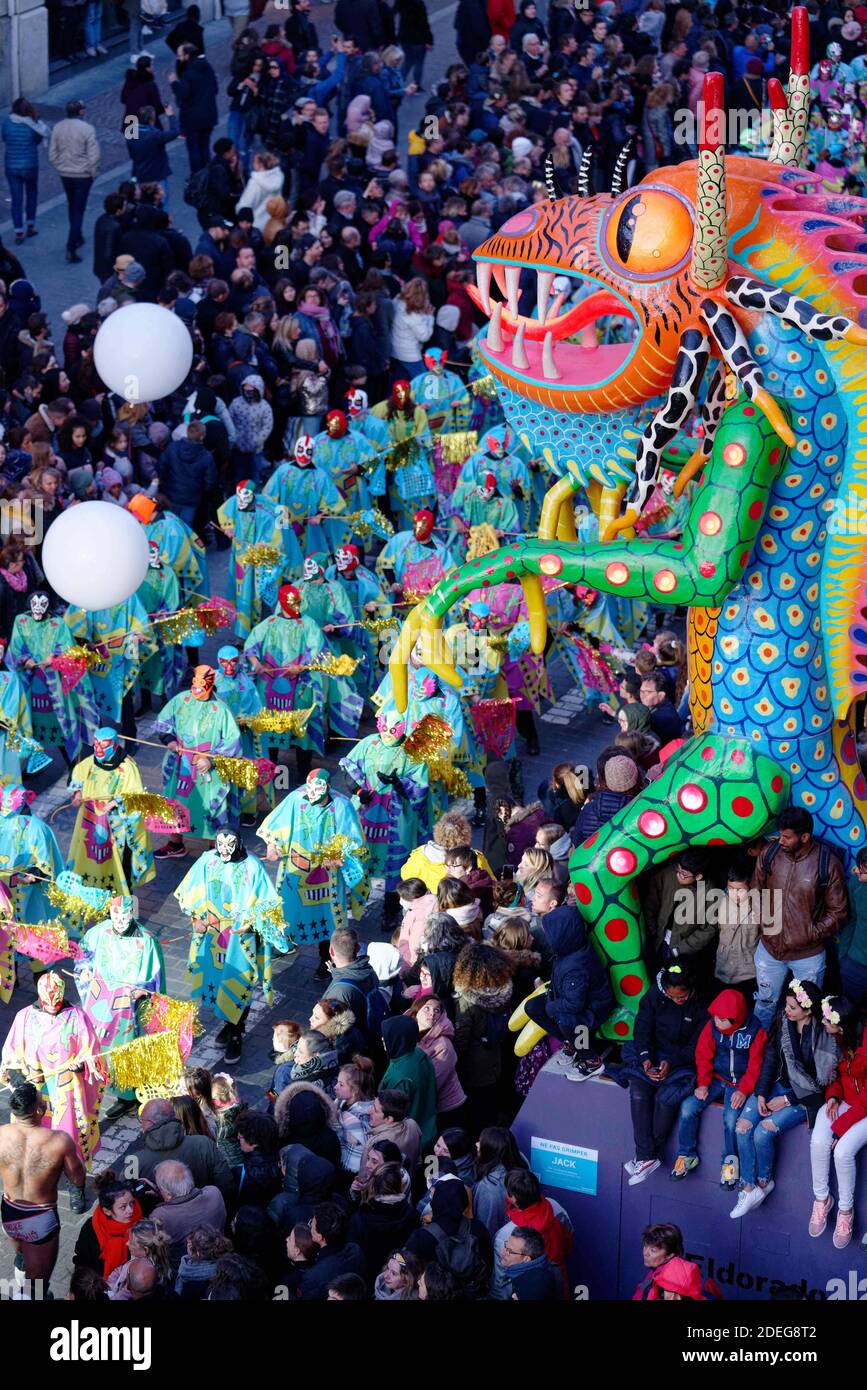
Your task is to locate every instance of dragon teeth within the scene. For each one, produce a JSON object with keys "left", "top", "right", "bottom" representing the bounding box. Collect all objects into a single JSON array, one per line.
[
  {"left": 542, "top": 331, "right": 562, "bottom": 380},
  {"left": 488, "top": 302, "right": 504, "bottom": 352},
  {"left": 537, "top": 270, "right": 554, "bottom": 323},
  {"left": 504, "top": 265, "right": 521, "bottom": 319},
  {"left": 512, "top": 321, "right": 529, "bottom": 370},
  {"left": 476, "top": 262, "right": 492, "bottom": 315}
]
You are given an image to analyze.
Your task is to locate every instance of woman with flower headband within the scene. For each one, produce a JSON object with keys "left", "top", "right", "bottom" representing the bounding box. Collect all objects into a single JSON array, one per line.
[
  {"left": 730, "top": 979, "right": 838, "bottom": 1221},
  {"left": 808, "top": 995, "right": 867, "bottom": 1251}
]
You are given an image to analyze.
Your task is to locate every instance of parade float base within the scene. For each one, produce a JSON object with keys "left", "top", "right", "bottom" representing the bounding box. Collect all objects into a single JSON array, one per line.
[{"left": 511, "top": 1064, "right": 867, "bottom": 1300}]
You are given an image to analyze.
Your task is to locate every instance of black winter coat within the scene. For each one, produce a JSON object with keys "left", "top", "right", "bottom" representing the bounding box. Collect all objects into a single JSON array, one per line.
[
  {"left": 335, "top": 0, "right": 383, "bottom": 50},
  {"left": 541, "top": 906, "right": 613, "bottom": 1037},
  {"left": 631, "top": 979, "right": 705, "bottom": 1071},
  {"left": 396, "top": 0, "right": 433, "bottom": 45},
  {"left": 170, "top": 56, "right": 219, "bottom": 134},
  {"left": 347, "top": 1198, "right": 419, "bottom": 1275},
  {"left": 92, "top": 212, "right": 124, "bottom": 283}
]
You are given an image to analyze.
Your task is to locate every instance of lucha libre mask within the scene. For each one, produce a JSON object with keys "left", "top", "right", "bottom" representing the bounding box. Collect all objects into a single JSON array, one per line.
[
  {"left": 217, "top": 645, "right": 239, "bottom": 678},
  {"left": 148, "top": 542, "right": 162, "bottom": 569},
  {"left": 93, "top": 727, "right": 119, "bottom": 762},
  {"left": 479, "top": 471, "right": 497, "bottom": 501},
  {"left": 485, "top": 430, "right": 509, "bottom": 458},
  {"left": 305, "top": 768, "right": 331, "bottom": 805},
  {"left": 392, "top": 380, "right": 411, "bottom": 408},
  {"left": 236, "top": 481, "right": 256, "bottom": 511},
  {"left": 345, "top": 388, "right": 368, "bottom": 417},
  {"left": 326, "top": 410, "right": 348, "bottom": 439},
  {"left": 278, "top": 584, "right": 302, "bottom": 618},
  {"left": 819, "top": 58, "right": 832, "bottom": 78},
  {"left": 467, "top": 601, "right": 491, "bottom": 632},
  {"left": 294, "top": 435, "right": 314, "bottom": 466},
  {"left": 423, "top": 349, "right": 445, "bottom": 375},
  {"left": 37, "top": 971, "right": 65, "bottom": 1015},
  {"left": 828, "top": 42, "right": 843, "bottom": 64},
  {"left": 191, "top": 665, "right": 215, "bottom": 700},
  {"left": 109, "top": 895, "right": 137, "bottom": 934},
  {"left": 30, "top": 592, "right": 50, "bottom": 621},
  {"left": 335, "top": 544, "right": 360, "bottom": 575},
  {"left": 302, "top": 556, "right": 323, "bottom": 582},
  {"left": 215, "top": 829, "right": 242, "bottom": 862},
  {"left": 412, "top": 509, "right": 435, "bottom": 542},
  {"left": 376, "top": 711, "right": 406, "bottom": 745},
  {"left": 0, "top": 784, "right": 28, "bottom": 817}
]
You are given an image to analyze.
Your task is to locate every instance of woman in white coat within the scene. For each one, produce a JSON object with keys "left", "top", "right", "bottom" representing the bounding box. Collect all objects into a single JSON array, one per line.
[{"left": 236, "top": 150, "right": 285, "bottom": 232}]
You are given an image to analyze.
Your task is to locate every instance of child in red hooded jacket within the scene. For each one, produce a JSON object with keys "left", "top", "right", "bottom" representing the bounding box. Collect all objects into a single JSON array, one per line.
[
  {"left": 651, "top": 1256, "right": 706, "bottom": 1300},
  {"left": 671, "top": 988, "right": 767, "bottom": 1187},
  {"left": 808, "top": 995, "right": 867, "bottom": 1251}
]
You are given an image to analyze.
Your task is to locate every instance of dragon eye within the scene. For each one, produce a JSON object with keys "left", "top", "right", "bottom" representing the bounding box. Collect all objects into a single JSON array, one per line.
[
  {"left": 497, "top": 206, "right": 541, "bottom": 238},
  {"left": 604, "top": 190, "right": 693, "bottom": 276}
]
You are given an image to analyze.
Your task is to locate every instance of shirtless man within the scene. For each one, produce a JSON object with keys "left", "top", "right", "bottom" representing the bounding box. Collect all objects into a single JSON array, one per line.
[{"left": 0, "top": 1083, "right": 86, "bottom": 1294}]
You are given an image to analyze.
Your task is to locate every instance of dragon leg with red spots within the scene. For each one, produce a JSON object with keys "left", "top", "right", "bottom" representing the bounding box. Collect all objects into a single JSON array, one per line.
[{"left": 570, "top": 735, "right": 789, "bottom": 1039}]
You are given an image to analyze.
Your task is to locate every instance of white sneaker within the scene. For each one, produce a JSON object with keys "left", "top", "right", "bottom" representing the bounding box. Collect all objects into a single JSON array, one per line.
[
  {"left": 564, "top": 1057, "right": 605, "bottom": 1082},
  {"left": 626, "top": 1158, "right": 660, "bottom": 1186},
  {"left": 753, "top": 1180, "right": 774, "bottom": 1206},
  {"left": 730, "top": 1187, "right": 765, "bottom": 1219},
  {"left": 548, "top": 1048, "right": 575, "bottom": 1069}
]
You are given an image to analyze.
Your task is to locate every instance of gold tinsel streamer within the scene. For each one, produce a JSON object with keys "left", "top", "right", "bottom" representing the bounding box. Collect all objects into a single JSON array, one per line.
[
  {"left": 307, "top": 653, "right": 361, "bottom": 677},
  {"left": 63, "top": 644, "right": 102, "bottom": 670},
  {"left": 466, "top": 524, "right": 500, "bottom": 560},
  {"left": 321, "top": 507, "right": 394, "bottom": 539},
  {"left": 470, "top": 373, "right": 497, "bottom": 400},
  {"left": 45, "top": 883, "right": 104, "bottom": 923},
  {"left": 239, "top": 707, "right": 314, "bottom": 736},
  {"left": 238, "top": 542, "right": 282, "bottom": 567},
  {"left": 212, "top": 755, "right": 261, "bottom": 793},
  {"left": 404, "top": 714, "right": 453, "bottom": 762},
  {"left": 362, "top": 615, "right": 399, "bottom": 635},
  {"left": 122, "top": 792, "right": 185, "bottom": 823},
  {"left": 309, "top": 833, "right": 367, "bottom": 869},
  {"left": 155, "top": 606, "right": 229, "bottom": 644},
  {"left": 107, "top": 1031, "right": 183, "bottom": 1092},
  {"left": 384, "top": 436, "right": 416, "bottom": 472},
  {"left": 139, "top": 993, "right": 204, "bottom": 1041},
  {"left": 428, "top": 756, "right": 472, "bottom": 798},
  {"left": 439, "top": 430, "right": 478, "bottom": 465}
]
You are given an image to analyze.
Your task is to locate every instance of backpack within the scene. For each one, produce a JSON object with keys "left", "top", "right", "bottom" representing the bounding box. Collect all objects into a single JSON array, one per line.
[
  {"left": 183, "top": 165, "right": 212, "bottom": 209},
  {"left": 428, "top": 1218, "right": 488, "bottom": 1300},
  {"left": 342, "top": 978, "right": 389, "bottom": 1042},
  {"left": 762, "top": 837, "right": 843, "bottom": 919}
]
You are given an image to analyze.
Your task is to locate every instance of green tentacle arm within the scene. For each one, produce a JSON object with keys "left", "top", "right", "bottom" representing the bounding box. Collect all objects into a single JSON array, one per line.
[{"left": 390, "top": 398, "right": 789, "bottom": 708}]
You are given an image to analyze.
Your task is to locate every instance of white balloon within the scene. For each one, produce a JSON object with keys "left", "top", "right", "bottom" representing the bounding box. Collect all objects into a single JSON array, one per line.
[
  {"left": 93, "top": 302, "right": 193, "bottom": 403},
  {"left": 42, "top": 502, "right": 150, "bottom": 610}
]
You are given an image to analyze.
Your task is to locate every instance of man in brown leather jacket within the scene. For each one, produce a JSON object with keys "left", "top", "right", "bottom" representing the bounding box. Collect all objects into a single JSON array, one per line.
[{"left": 752, "top": 807, "right": 848, "bottom": 1028}]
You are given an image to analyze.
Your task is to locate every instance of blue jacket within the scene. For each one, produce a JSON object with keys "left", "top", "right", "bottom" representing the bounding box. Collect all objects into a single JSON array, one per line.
[
  {"left": 541, "top": 905, "right": 613, "bottom": 1038},
  {"left": 571, "top": 790, "right": 632, "bottom": 845},
  {"left": 170, "top": 56, "right": 219, "bottom": 134},
  {"left": 129, "top": 116, "right": 179, "bottom": 182},
  {"left": 2, "top": 114, "right": 47, "bottom": 173},
  {"left": 510, "top": 1253, "right": 563, "bottom": 1301}
]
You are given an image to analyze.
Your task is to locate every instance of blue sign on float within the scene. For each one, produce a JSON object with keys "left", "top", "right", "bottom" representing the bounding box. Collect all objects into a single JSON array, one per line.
[{"left": 531, "top": 1137, "right": 598, "bottom": 1196}]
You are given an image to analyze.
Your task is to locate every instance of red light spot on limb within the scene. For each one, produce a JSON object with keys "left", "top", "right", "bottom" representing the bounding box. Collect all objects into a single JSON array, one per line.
[
  {"left": 605, "top": 562, "right": 629, "bottom": 586},
  {"left": 604, "top": 918, "right": 629, "bottom": 942},
  {"left": 699, "top": 561, "right": 716, "bottom": 578},
  {"left": 743, "top": 407, "right": 755, "bottom": 416},
  {"left": 707, "top": 836, "right": 727, "bottom": 844},
  {"left": 730, "top": 749, "right": 746, "bottom": 764},
  {"left": 638, "top": 810, "right": 667, "bottom": 838},
  {"left": 614, "top": 1021, "right": 630, "bottom": 1037},
  {"left": 771, "top": 775, "right": 784, "bottom": 793},
  {"left": 723, "top": 443, "right": 746, "bottom": 467},
  {"left": 769, "top": 448, "right": 781, "bottom": 466},
  {"left": 701, "top": 746, "right": 715, "bottom": 760},
  {"left": 653, "top": 569, "right": 677, "bottom": 593},
  {"left": 749, "top": 500, "right": 763, "bottom": 519},
  {"left": 739, "top": 551, "right": 750, "bottom": 568},
  {"left": 673, "top": 544, "right": 684, "bottom": 551},
  {"left": 698, "top": 511, "right": 722, "bottom": 536},
  {"left": 607, "top": 847, "right": 637, "bottom": 875},
  {"left": 732, "top": 795, "right": 754, "bottom": 817},
  {"left": 621, "top": 974, "right": 644, "bottom": 997},
  {"left": 575, "top": 882, "right": 592, "bottom": 905},
  {"left": 678, "top": 783, "right": 708, "bottom": 812}
]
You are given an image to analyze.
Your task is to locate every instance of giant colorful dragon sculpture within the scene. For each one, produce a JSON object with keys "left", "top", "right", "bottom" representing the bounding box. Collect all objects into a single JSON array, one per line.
[{"left": 391, "top": 8, "right": 867, "bottom": 1039}]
